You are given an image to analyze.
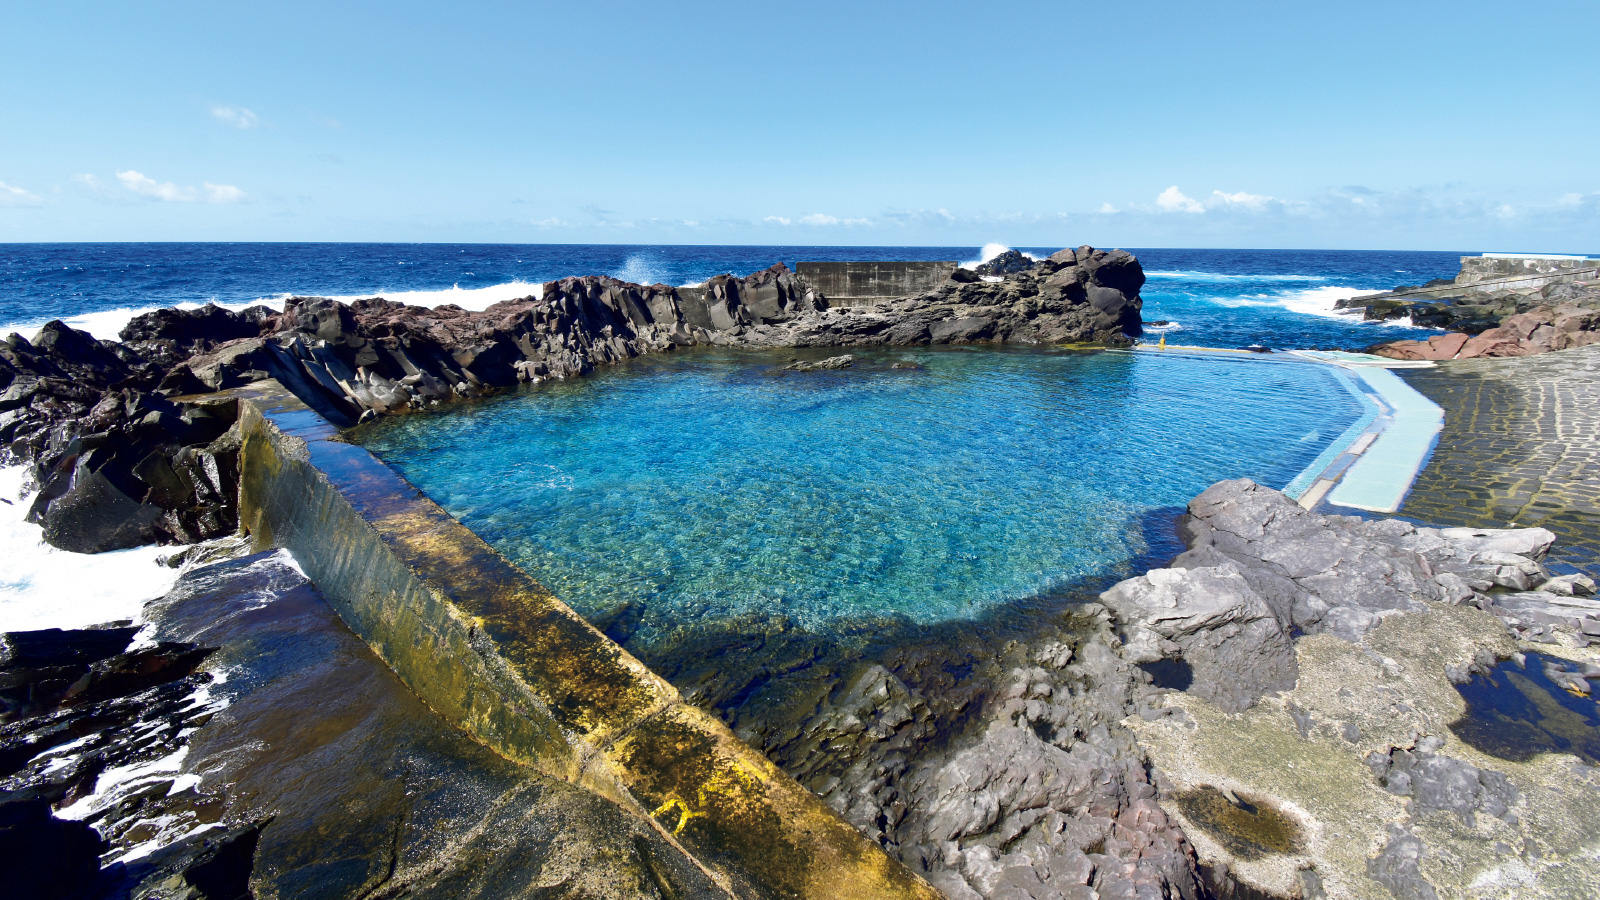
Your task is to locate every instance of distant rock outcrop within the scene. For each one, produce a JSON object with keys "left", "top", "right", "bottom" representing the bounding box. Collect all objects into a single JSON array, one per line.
[{"left": 1353, "top": 276, "right": 1600, "bottom": 360}]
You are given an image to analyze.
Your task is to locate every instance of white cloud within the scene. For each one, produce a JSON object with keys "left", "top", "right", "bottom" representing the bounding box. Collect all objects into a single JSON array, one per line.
[
  {"left": 0, "top": 180, "right": 42, "bottom": 207},
  {"left": 1210, "top": 190, "right": 1273, "bottom": 210},
  {"left": 204, "top": 183, "right": 247, "bottom": 203},
  {"left": 531, "top": 217, "right": 566, "bottom": 227},
  {"left": 1156, "top": 186, "right": 1204, "bottom": 213},
  {"left": 1098, "top": 202, "right": 1118, "bottom": 214},
  {"left": 112, "top": 170, "right": 247, "bottom": 203},
  {"left": 210, "top": 105, "right": 259, "bottom": 129},
  {"left": 763, "top": 216, "right": 792, "bottom": 226},
  {"left": 73, "top": 173, "right": 117, "bottom": 199},
  {"left": 798, "top": 213, "right": 871, "bottom": 226}
]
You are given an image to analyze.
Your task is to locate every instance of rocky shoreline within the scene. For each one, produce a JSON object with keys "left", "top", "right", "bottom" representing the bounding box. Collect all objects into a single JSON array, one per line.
[
  {"left": 2, "top": 246, "right": 1142, "bottom": 555},
  {"left": 687, "top": 479, "right": 1599, "bottom": 899}
]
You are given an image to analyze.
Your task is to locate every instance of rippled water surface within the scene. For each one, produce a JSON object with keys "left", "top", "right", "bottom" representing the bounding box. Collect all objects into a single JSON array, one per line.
[{"left": 356, "top": 348, "right": 1363, "bottom": 642}]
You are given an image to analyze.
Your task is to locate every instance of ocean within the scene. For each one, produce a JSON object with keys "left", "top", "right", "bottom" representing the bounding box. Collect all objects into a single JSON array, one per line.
[{"left": 0, "top": 243, "right": 1456, "bottom": 350}]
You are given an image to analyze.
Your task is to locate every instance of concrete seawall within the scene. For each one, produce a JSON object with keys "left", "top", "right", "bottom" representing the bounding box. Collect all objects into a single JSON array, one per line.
[
  {"left": 796, "top": 261, "right": 957, "bottom": 306},
  {"left": 1456, "top": 254, "right": 1598, "bottom": 290},
  {"left": 232, "top": 379, "right": 938, "bottom": 900}
]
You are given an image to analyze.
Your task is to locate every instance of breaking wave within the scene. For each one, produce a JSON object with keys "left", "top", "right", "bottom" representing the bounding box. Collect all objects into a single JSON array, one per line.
[
  {"left": 14, "top": 280, "right": 548, "bottom": 341},
  {"left": 959, "top": 243, "right": 1041, "bottom": 270},
  {"left": 0, "top": 466, "right": 181, "bottom": 631}
]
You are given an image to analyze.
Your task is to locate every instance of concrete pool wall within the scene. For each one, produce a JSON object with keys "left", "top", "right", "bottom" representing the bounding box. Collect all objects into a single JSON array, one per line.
[
  {"left": 1127, "top": 345, "right": 1445, "bottom": 514},
  {"left": 230, "top": 378, "right": 939, "bottom": 900}
]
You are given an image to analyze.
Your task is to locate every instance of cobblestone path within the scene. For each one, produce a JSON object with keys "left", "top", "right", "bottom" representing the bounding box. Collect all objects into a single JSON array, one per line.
[{"left": 1401, "top": 345, "right": 1600, "bottom": 573}]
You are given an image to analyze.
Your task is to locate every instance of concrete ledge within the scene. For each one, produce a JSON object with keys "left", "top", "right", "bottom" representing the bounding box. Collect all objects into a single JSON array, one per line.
[{"left": 233, "top": 379, "right": 938, "bottom": 900}]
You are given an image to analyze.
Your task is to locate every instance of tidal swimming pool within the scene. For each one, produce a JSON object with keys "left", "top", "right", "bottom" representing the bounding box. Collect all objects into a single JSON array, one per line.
[{"left": 354, "top": 348, "right": 1366, "bottom": 646}]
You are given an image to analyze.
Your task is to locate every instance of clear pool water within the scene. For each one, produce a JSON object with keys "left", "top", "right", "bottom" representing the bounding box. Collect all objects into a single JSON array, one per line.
[{"left": 355, "top": 348, "right": 1364, "bottom": 645}]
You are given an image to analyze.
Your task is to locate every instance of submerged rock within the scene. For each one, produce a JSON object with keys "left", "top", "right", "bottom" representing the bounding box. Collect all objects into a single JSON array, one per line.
[{"left": 784, "top": 354, "right": 854, "bottom": 371}]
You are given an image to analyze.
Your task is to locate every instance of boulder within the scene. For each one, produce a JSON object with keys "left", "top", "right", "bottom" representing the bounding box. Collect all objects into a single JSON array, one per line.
[
  {"left": 973, "top": 250, "right": 1034, "bottom": 277},
  {"left": 1100, "top": 563, "right": 1296, "bottom": 713}
]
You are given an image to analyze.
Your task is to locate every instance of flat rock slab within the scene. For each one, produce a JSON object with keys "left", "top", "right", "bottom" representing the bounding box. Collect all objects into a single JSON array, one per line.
[{"left": 1126, "top": 605, "right": 1600, "bottom": 900}]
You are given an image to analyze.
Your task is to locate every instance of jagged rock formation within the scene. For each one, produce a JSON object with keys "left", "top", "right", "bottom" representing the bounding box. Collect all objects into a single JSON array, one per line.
[
  {"left": 1096, "top": 479, "right": 1591, "bottom": 712},
  {"left": 4, "top": 248, "right": 1143, "bottom": 554},
  {"left": 972, "top": 249, "right": 1035, "bottom": 277}
]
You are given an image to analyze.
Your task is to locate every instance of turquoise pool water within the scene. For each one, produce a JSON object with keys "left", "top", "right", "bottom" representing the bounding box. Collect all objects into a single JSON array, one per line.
[{"left": 355, "top": 348, "right": 1364, "bottom": 644}]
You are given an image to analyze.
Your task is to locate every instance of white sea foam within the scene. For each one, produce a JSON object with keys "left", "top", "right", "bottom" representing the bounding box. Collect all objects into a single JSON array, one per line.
[
  {"left": 1145, "top": 270, "right": 1327, "bottom": 282},
  {"left": 1143, "top": 320, "right": 1182, "bottom": 332},
  {"left": 0, "top": 466, "right": 181, "bottom": 631},
  {"left": 1200, "top": 284, "right": 1443, "bottom": 330},
  {"left": 1206, "top": 285, "right": 1371, "bottom": 319},
  {"left": 1271, "top": 285, "right": 1372, "bottom": 319},
  {"left": 6, "top": 280, "right": 549, "bottom": 342},
  {"left": 56, "top": 671, "right": 233, "bottom": 864}
]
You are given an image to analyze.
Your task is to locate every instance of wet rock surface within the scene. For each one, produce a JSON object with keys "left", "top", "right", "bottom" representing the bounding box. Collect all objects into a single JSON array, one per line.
[
  {"left": 3, "top": 546, "right": 727, "bottom": 900},
  {"left": 4, "top": 247, "right": 1143, "bottom": 554}
]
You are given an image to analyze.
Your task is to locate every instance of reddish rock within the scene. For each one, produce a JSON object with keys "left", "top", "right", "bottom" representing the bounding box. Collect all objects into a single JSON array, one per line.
[{"left": 1370, "top": 303, "right": 1600, "bottom": 360}]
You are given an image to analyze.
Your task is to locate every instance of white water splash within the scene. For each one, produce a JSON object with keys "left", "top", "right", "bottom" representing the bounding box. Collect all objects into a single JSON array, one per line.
[
  {"left": 959, "top": 243, "right": 1041, "bottom": 270},
  {"left": 0, "top": 466, "right": 180, "bottom": 631},
  {"left": 12, "top": 280, "right": 548, "bottom": 342}
]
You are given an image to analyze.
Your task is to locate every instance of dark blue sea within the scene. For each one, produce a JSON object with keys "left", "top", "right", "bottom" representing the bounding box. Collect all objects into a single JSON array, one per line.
[{"left": 0, "top": 243, "right": 1459, "bottom": 350}]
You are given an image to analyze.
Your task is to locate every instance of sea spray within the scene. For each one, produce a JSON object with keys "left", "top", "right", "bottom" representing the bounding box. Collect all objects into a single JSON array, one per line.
[{"left": 0, "top": 466, "right": 180, "bottom": 630}]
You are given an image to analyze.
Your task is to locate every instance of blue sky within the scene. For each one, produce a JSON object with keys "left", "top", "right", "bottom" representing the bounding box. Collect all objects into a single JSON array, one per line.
[{"left": 2, "top": 0, "right": 1596, "bottom": 249}]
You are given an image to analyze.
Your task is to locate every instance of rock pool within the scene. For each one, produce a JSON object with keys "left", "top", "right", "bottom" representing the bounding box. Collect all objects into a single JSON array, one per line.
[{"left": 354, "top": 347, "right": 1366, "bottom": 648}]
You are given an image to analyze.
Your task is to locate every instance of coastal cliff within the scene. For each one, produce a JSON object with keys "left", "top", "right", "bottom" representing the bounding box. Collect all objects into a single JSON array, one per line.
[{"left": 1, "top": 246, "right": 1142, "bottom": 554}]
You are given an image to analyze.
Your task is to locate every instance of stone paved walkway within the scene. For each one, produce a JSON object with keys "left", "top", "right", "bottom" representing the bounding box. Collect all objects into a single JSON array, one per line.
[{"left": 1400, "top": 345, "right": 1600, "bottom": 574}]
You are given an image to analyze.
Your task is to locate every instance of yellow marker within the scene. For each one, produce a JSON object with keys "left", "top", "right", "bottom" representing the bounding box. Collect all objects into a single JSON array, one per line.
[
  {"left": 1158, "top": 334, "right": 1166, "bottom": 350},
  {"left": 652, "top": 796, "right": 707, "bottom": 835}
]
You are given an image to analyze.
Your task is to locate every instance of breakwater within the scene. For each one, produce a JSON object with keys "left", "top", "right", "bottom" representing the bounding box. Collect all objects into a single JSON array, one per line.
[
  {"left": 793, "top": 261, "right": 958, "bottom": 306},
  {"left": 231, "top": 378, "right": 938, "bottom": 900}
]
